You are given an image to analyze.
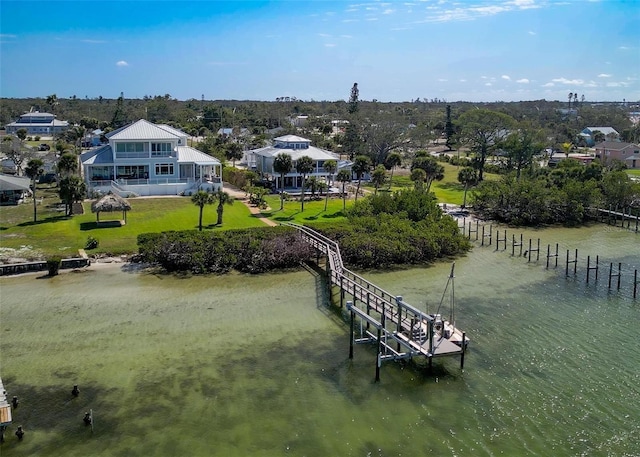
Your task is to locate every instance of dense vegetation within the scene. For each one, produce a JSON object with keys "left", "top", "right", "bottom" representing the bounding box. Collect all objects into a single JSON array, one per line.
[
  {"left": 136, "top": 189, "right": 470, "bottom": 274},
  {"left": 313, "top": 189, "right": 470, "bottom": 268},
  {"left": 137, "top": 226, "right": 314, "bottom": 274},
  {"left": 471, "top": 160, "right": 640, "bottom": 225}
]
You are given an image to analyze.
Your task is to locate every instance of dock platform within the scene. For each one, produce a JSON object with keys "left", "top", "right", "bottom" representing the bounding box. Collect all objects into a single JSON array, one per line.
[{"left": 285, "top": 222, "right": 468, "bottom": 380}]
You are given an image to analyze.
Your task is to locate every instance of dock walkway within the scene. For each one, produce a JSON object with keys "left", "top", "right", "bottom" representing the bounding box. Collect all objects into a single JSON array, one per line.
[{"left": 285, "top": 222, "right": 467, "bottom": 380}]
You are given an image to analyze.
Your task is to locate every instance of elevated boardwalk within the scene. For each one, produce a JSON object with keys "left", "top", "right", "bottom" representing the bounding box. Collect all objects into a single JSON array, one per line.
[
  {"left": 285, "top": 222, "right": 468, "bottom": 380},
  {"left": 0, "top": 376, "right": 12, "bottom": 440}
]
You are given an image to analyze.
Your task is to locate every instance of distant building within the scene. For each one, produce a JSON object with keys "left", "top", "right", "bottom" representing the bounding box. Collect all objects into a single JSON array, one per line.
[
  {"left": 594, "top": 141, "right": 640, "bottom": 169},
  {"left": 81, "top": 119, "right": 223, "bottom": 197},
  {"left": 579, "top": 127, "right": 620, "bottom": 146},
  {"left": 5, "top": 111, "right": 69, "bottom": 135},
  {"left": 0, "top": 174, "right": 31, "bottom": 205},
  {"left": 247, "top": 135, "right": 351, "bottom": 189}
]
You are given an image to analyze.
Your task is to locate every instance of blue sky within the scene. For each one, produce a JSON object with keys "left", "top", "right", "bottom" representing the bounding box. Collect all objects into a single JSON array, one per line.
[{"left": 1, "top": 0, "right": 638, "bottom": 102}]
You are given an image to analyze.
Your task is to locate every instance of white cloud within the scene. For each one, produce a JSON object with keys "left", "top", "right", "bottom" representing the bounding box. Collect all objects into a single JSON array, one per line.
[
  {"left": 81, "top": 39, "right": 106, "bottom": 44},
  {"left": 341, "top": 35, "right": 353, "bottom": 38},
  {"left": 438, "top": 78, "right": 448, "bottom": 82},
  {"left": 0, "top": 34, "right": 17, "bottom": 38},
  {"left": 542, "top": 82, "right": 554, "bottom": 87},
  {"left": 459, "top": 79, "right": 467, "bottom": 82},
  {"left": 116, "top": 60, "right": 129, "bottom": 67},
  {"left": 325, "top": 43, "right": 337, "bottom": 47},
  {"left": 606, "top": 81, "right": 630, "bottom": 87},
  {"left": 318, "top": 33, "right": 331, "bottom": 37},
  {"left": 597, "top": 73, "right": 612, "bottom": 78},
  {"left": 516, "top": 78, "right": 530, "bottom": 83},
  {"left": 619, "top": 46, "right": 630, "bottom": 50},
  {"left": 501, "top": 75, "right": 511, "bottom": 80},
  {"left": 552, "top": 77, "right": 585, "bottom": 85},
  {"left": 383, "top": 8, "right": 395, "bottom": 14},
  {"left": 485, "top": 82, "right": 492, "bottom": 86},
  {"left": 528, "top": 30, "right": 536, "bottom": 35}
]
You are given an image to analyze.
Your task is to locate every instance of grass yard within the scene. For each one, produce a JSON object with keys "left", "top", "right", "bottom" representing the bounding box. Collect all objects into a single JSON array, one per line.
[
  {"left": 260, "top": 194, "right": 350, "bottom": 224},
  {"left": 628, "top": 169, "right": 640, "bottom": 177},
  {"left": 0, "top": 186, "right": 266, "bottom": 259}
]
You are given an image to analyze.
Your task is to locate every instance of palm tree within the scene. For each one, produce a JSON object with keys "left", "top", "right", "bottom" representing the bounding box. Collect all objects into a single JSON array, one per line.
[
  {"left": 336, "top": 169, "right": 352, "bottom": 210},
  {"left": 214, "top": 190, "right": 234, "bottom": 225},
  {"left": 457, "top": 167, "right": 478, "bottom": 208},
  {"left": 371, "top": 165, "right": 387, "bottom": 194},
  {"left": 412, "top": 156, "right": 445, "bottom": 192},
  {"left": 58, "top": 175, "right": 86, "bottom": 216},
  {"left": 57, "top": 152, "right": 78, "bottom": 178},
  {"left": 191, "top": 190, "right": 214, "bottom": 231},
  {"left": 352, "top": 155, "right": 371, "bottom": 201},
  {"left": 307, "top": 176, "right": 319, "bottom": 198},
  {"left": 384, "top": 152, "right": 402, "bottom": 189},
  {"left": 568, "top": 92, "right": 573, "bottom": 111},
  {"left": 25, "top": 159, "right": 44, "bottom": 222},
  {"left": 410, "top": 168, "right": 426, "bottom": 191},
  {"left": 323, "top": 159, "right": 337, "bottom": 211},
  {"left": 273, "top": 153, "right": 292, "bottom": 210},
  {"left": 295, "top": 155, "right": 314, "bottom": 211},
  {"left": 561, "top": 142, "right": 573, "bottom": 159},
  {"left": 225, "top": 142, "right": 243, "bottom": 168}
]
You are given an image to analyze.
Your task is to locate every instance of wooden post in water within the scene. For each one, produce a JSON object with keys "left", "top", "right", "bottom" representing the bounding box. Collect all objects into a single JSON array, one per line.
[
  {"left": 512, "top": 233, "right": 523, "bottom": 257},
  {"left": 366, "top": 293, "right": 371, "bottom": 331},
  {"left": 546, "top": 243, "right": 559, "bottom": 269},
  {"left": 496, "top": 229, "right": 507, "bottom": 251},
  {"left": 566, "top": 249, "right": 578, "bottom": 276},
  {"left": 608, "top": 262, "right": 622, "bottom": 290},
  {"left": 586, "top": 255, "right": 599, "bottom": 283},
  {"left": 634, "top": 270, "right": 638, "bottom": 299},
  {"left": 348, "top": 301, "right": 354, "bottom": 359},
  {"left": 375, "top": 327, "right": 382, "bottom": 382},
  {"left": 460, "top": 332, "right": 466, "bottom": 370}
]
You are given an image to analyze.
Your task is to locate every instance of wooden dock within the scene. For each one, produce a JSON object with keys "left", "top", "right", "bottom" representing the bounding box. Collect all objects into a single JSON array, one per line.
[
  {"left": 0, "top": 376, "right": 12, "bottom": 438},
  {"left": 285, "top": 222, "right": 468, "bottom": 381}
]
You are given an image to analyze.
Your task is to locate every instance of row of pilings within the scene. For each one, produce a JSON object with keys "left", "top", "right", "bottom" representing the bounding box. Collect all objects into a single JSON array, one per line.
[{"left": 458, "top": 218, "right": 639, "bottom": 300}]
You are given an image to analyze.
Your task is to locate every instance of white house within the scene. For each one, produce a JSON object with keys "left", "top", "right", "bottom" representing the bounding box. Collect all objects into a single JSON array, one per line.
[
  {"left": 81, "top": 120, "right": 223, "bottom": 197},
  {"left": 5, "top": 111, "right": 69, "bottom": 136},
  {"left": 249, "top": 135, "right": 350, "bottom": 190}
]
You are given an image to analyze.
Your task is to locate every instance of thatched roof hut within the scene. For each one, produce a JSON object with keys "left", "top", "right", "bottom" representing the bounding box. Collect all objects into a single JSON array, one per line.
[{"left": 91, "top": 193, "right": 132, "bottom": 225}]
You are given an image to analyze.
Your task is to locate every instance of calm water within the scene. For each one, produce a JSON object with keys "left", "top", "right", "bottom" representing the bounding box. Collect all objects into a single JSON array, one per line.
[{"left": 1, "top": 223, "right": 639, "bottom": 456}]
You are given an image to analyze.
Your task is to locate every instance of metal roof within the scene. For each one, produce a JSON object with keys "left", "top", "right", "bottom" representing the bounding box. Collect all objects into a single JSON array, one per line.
[
  {"left": 252, "top": 144, "right": 339, "bottom": 161},
  {"left": 107, "top": 119, "right": 182, "bottom": 141},
  {"left": 81, "top": 145, "right": 113, "bottom": 165},
  {"left": 275, "top": 134, "right": 311, "bottom": 143},
  {"left": 176, "top": 146, "right": 221, "bottom": 164},
  {"left": 157, "top": 124, "right": 188, "bottom": 138},
  {"left": 0, "top": 174, "right": 31, "bottom": 191}
]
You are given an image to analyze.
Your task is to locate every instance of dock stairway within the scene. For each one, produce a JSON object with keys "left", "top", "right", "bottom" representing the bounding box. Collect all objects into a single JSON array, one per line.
[{"left": 284, "top": 222, "right": 467, "bottom": 380}]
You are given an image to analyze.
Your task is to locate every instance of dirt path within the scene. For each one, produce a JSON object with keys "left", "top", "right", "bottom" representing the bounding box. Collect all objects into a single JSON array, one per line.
[{"left": 223, "top": 184, "right": 278, "bottom": 227}]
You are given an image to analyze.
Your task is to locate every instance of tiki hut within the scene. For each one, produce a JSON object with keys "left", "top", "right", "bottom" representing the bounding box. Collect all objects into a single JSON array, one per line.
[{"left": 91, "top": 193, "right": 132, "bottom": 226}]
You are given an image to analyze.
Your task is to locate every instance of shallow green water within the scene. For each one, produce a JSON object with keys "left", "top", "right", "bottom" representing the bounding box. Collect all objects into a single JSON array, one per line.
[{"left": 1, "top": 223, "right": 639, "bottom": 456}]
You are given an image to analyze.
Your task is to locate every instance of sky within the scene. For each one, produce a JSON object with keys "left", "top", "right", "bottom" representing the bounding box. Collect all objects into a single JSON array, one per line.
[{"left": 0, "top": 0, "right": 638, "bottom": 103}]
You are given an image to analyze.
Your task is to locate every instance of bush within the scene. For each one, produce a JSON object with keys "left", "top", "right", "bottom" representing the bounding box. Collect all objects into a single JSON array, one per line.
[
  {"left": 85, "top": 236, "right": 99, "bottom": 250},
  {"left": 46, "top": 256, "right": 62, "bottom": 276},
  {"left": 34, "top": 135, "right": 41, "bottom": 141}
]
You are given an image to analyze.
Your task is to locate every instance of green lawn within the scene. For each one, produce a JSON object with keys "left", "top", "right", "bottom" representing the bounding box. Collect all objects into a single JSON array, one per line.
[
  {"left": 628, "top": 169, "right": 640, "bottom": 177},
  {"left": 0, "top": 187, "right": 266, "bottom": 259},
  {"left": 260, "top": 195, "right": 350, "bottom": 224},
  {"left": 0, "top": 159, "right": 498, "bottom": 259}
]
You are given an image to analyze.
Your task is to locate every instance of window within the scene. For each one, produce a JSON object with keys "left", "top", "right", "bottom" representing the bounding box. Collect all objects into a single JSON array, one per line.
[
  {"left": 155, "top": 163, "right": 174, "bottom": 176},
  {"left": 115, "top": 142, "right": 146, "bottom": 158},
  {"left": 151, "top": 143, "right": 173, "bottom": 157}
]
